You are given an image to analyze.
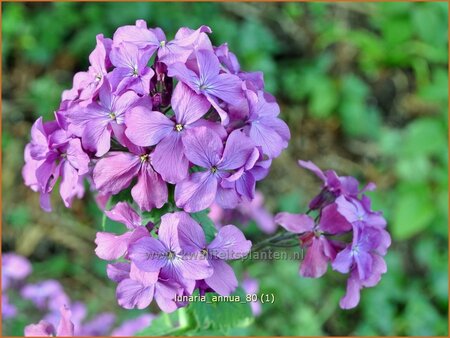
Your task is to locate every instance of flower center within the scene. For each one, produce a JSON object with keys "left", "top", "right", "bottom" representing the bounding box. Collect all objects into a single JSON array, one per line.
[
  {"left": 132, "top": 67, "right": 138, "bottom": 76},
  {"left": 167, "top": 251, "right": 175, "bottom": 260},
  {"left": 175, "top": 124, "right": 183, "bottom": 132},
  {"left": 160, "top": 40, "right": 166, "bottom": 47},
  {"left": 109, "top": 112, "right": 116, "bottom": 120},
  {"left": 140, "top": 154, "right": 149, "bottom": 162},
  {"left": 201, "top": 248, "right": 208, "bottom": 256},
  {"left": 211, "top": 166, "right": 218, "bottom": 173}
]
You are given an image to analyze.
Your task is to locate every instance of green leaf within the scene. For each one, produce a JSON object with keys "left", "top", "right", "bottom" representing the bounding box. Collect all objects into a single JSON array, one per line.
[
  {"left": 191, "top": 210, "right": 217, "bottom": 242},
  {"left": 392, "top": 184, "right": 435, "bottom": 240},
  {"left": 187, "top": 288, "right": 254, "bottom": 331},
  {"left": 136, "top": 312, "right": 182, "bottom": 336},
  {"left": 401, "top": 117, "right": 447, "bottom": 157},
  {"left": 309, "top": 76, "right": 338, "bottom": 118},
  {"left": 338, "top": 74, "right": 381, "bottom": 138},
  {"left": 141, "top": 203, "right": 174, "bottom": 226}
]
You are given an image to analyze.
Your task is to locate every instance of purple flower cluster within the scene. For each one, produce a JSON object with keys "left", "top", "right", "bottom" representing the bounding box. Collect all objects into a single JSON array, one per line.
[
  {"left": 0, "top": 252, "right": 154, "bottom": 336},
  {"left": 22, "top": 280, "right": 153, "bottom": 337},
  {"left": 2, "top": 253, "right": 32, "bottom": 318},
  {"left": 275, "top": 161, "right": 391, "bottom": 309},
  {"left": 95, "top": 202, "right": 251, "bottom": 311},
  {"left": 22, "top": 20, "right": 290, "bottom": 213}
]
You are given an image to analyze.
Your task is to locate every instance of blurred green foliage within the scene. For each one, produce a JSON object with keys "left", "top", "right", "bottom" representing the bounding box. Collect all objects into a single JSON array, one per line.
[{"left": 2, "top": 2, "right": 448, "bottom": 336}]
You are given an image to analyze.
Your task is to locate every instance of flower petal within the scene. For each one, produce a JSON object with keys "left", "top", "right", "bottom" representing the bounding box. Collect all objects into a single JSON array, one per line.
[
  {"left": 215, "top": 186, "right": 240, "bottom": 209},
  {"left": 151, "top": 133, "right": 189, "bottom": 184},
  {"left": 172, "top": 82, "right": 210, "bottom": 125},
  {"left": 172, "top": 255, "right": 213, "bottom": 280},
  {"left": 208, "top": 225, "right": 252, "bottom": 259},
  {"left": 300, "top": 237, "right": 330, "bottom": 278},
  {"left": 128, "top": 237, "right": 168, "bottom": 272},
  {"left": 339, "top": 271, "right": 362, "bottom": 309},
  {"left": 131, "top": 162, "right": 168, "bottom": 211},
  {"left": 331, "top": 246, "right": 354, "bottom": 274},
  {"left": 116, "top": 278, "right": 154, "bottom": 310},
  {"left": 319, "top": 203, "right": 352, "bottom": 234},
  {"left": 177, "top": 212, "right": 206, "bottom": 253},
  {"left": 158, "top": 213, "right": 183, "bottom": 253},
  {"left": 107, "top": 262, "right": 130, "bottom": 283},
  {"left": 93, "top": 152, "right": 141, "bottom": 194},
  {"left": 105, "top": 202, "right": 141, "bottom": 230},
  {"left": 175, "top": 171, "right": 218, "bottom": 213},
  {"left": 204, "top": 259, "right": 238, "bottom": 296},
  {"left": 56, "top": 306, "right": 75, "bottom": 337},
  {"left": 274, "top": 212, "right": 314, "bottom": 234},
  {"left": 130, "top": 262, "right": 159, "bottom": 287},
  {"left": 24, "top": 321, "right": 55, "bottom": 337},
  {"left": 298, "top": 160, "right": 327, "bottom": 182},
  {"left": 182, "top": 127, "right": 222, "bottom": 168},
  {"left": 219, "top": 130, "right": 254, "bottom": 171},
  {"left": 95, "top": 231, "right": 132, "bottom": 261},
  {"left": 154, "top": 280, "right": 180, "bottom": 313},
  {"left": 125, "top": 106, "right": 174, "bottom": 147},
  {"left": 206, "top": 73, "right": 244, "bottom": 105}
]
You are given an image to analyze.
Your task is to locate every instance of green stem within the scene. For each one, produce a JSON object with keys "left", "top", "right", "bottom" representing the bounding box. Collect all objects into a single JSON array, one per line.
[{"left": 250, "top": 231, "right": 298, "bottom": 253}]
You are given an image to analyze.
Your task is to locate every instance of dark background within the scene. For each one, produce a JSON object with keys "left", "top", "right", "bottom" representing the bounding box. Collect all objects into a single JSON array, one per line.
[{"left": 2, "top": 2, "right": 448, "bottom": 335}]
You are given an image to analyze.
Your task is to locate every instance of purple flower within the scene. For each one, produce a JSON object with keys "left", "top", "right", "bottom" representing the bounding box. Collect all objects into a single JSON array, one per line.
[
  {"left": 22, "top": 118, "right": 90, "bottom": 211},
  {"left": 2, "top": 253, "right": 31, "bottom": 290},
  {"left": 214, "top": 43, "right": 265, "bottom": 91},
  {"left": 243, "top": 90, "right": 290, "bottom": 159},
  {"left": 298, "top": 160, "right": 375, "bottom": 210},
  {"left": 21, "top": 280, "right": 69, "bottom": 311},
  {"left": 168, "top": 49, "right": 244, "bottom": 125},
  {"left": 2, "top": 295, "right": 17, "bottom": 319},
  {"left": 95, "top": 202, "right": 150, "bottom": 261},
  {"left": 78, "top": 313, "right": 116, "bottom": 336},
  {"left": 241, "top": 275, "right": 262, "bottom": 316},
  {"left": 125, "top": 82, "right": 215, "bottom": 183},
  {"left": 116, "top": 262, "right": 159, "bottom": 310},
  {"left": 108, "top": 261, "right": 182, "bottom": 312},
  {"left": 129, "top": 212, "right": 213, "bottom": 294},
  {"left": 158, "top": 26, "right": 212, "bottom": 65},
  {"left": 113, "top": 20, "right": 162, "bottom": 55},
  {"left": 93, "top": 147, "right": 168, "bottom": 211},
  {"left": 332, "top": 223, "right": 390, "bottom": 281},
  {"left": 21, "top": 23, "right": 292, "bottom": 316},
  {"left": 63, "top": 34, "right": 111, "bottom": 103},
  {"left": 114, "top": 20, "right": 211, "bottom": 66},
  {"left": 175, "top": 127, "right": 255, "bottom": 212},
  {"left": 178, "top": 223, "right": 252, "bottom": 296},
  {"left": 25, "top": 305, "right": 74, "bottom": 337},
  {"left": 221, "top": 150, "right": 271, "bottom": 203},
  {"left": 336, "top": 195, "right": 387, "bottom": 229},
  {"left": 214, "top": 43, "right": 240, "bottom": 75},
  {"left": 330, "top": 196, "right": 391, "bottom": 309},
  {"left": 67, "top": 79, "right": 140, "bottom": 156},
  {"left": 109, "top": 42, "right": 155, "bottom": 95},
  {"left": 275, "top": 203, "right": 351, "bottom": 278},
  {"left": 275, "top": 160, "right": 390, "bottom": 309},
  {"left": 332, "top": 219, "right": 390, "bottom": 309},
  {"left": 338, "top": 254, "right": 388, "bottom": 309}
]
